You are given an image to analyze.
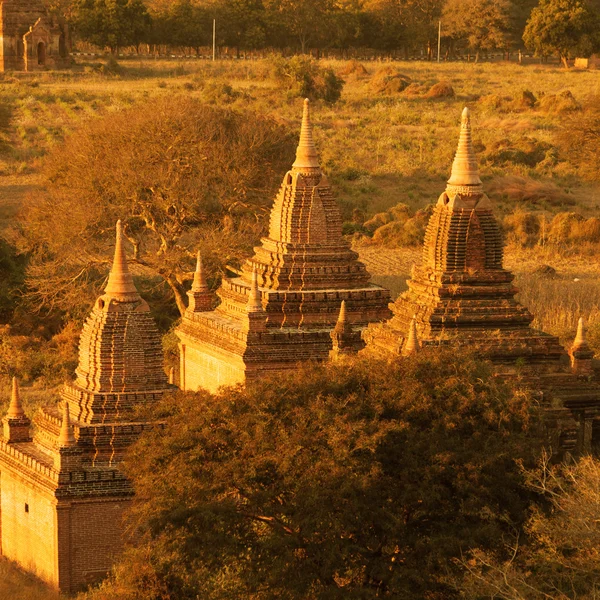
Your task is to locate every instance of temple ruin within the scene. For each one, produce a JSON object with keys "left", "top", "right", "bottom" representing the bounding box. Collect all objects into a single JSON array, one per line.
[
  {"left": 0, "top": 221, "right": 170, "bottom": 592},
  {"left": 176, "top": 99, "right": 391, "bottom": 392},
  {"left": 0, "top": 0, "right": 70, "bottom": 71}
]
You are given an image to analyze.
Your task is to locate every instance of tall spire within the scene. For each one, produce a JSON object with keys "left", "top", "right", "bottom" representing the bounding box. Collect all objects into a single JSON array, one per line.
[
  {"left": 403, "top": 315, "right": 420, "bottom": 356},
  {"left": 7, "top": 377, "right": 24, "bottom": 419},
  {"left": 447, "top": 107, "right": 482, "bottom": 189},
  {"left": 103, "top": 220, "right": 141, "bottom": 302},
  {"left": 570, "top": 317, "right": 594, "bottom": 375},
  {"left": 58, "top": 402, "right": 76, "bottom": 448},
  {"left": 337, "top": 300, "right": 347, "bottom": 325},
  {"left": 247, "top": 267, "right": 263, "bottom": 313},
  {"left": 292, "top": 98, "right": 320, "bottom": 171},
  {"left": 191, "top": 251, "right": 209, "bottom": 292},
  {"left": 573, "top": 317, "right": 588, "bottom": 350}
]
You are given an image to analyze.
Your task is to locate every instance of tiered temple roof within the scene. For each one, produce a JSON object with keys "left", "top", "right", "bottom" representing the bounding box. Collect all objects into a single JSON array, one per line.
[
  {"left": 177, "top": 99, "right": 391, "bottom": 392},
  {"left": 365, "top": 107, "right": 565, "bottom": 364},
  {"left": 364, "top": 107, "right": 600, "bottom": 455},
  {"left": 0, "top": 222, "right": 170, "bottom": 592}
]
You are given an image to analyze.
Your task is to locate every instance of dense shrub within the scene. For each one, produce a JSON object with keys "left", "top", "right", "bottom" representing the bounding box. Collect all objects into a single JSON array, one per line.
[
  {"left": 503, "top": 209, "right": 541, "bottom": 247},
  {"left": 271, "top": 56, "right": 344, "bottom": 103},
  {"left": 82, "top": 349, "right": 541, "bottom": 600},
  {"left": 426, "top": 81, "right": 455, "bottom": 98},
  {"left": 18, "top": 97, "right": 296, "bottom": 320},
  {"left": 556, "top": 96, "right": 600, "bottom": 180},
  {"left": 364, "top": 203, "right": 432, "bottom": 247},
  {"left": 483, "top": 137, "right": 555, "bottom": 168},
  {"left": 369, "top": 66, "right": 411, "bottom": 94},
  {"left": 537, "top": 90, "right": 580, "bottom": 114}
]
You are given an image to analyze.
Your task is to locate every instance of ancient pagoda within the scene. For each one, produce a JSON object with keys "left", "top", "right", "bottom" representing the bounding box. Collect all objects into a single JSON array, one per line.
[
  {"left": 0, "top": 221, "right": 170, "bottom": 593},
  {"left": 365, "top": 107, "right": 565, "bottom": 364},
  {"left": 0, "top": 0, "right": 70, "bottom": 71},
  {"left": 365, "top": 108, "right": 600, "bottom": 454},
  {"left": 177, "top": 100, "right": 391, "bottom": 392}
]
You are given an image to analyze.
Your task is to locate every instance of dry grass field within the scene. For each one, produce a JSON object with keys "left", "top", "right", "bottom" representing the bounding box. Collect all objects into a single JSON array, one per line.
[{"left": 0, "top": 56, "right": 600, "bottom": 598}]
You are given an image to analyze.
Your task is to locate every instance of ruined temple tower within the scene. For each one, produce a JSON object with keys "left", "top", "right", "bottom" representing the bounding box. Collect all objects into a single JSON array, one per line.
[
  {"left": 365, "top": 107, "right": 565, "bottom": 363},
  {"left": 177, "top": 100, "right": 391, "bottom": 392},
  {"left": 0, "top": 0, "right": 70, "bottom": 71},
  {"left": 0, "top": 221, "right": 170, "bottom": 593}
]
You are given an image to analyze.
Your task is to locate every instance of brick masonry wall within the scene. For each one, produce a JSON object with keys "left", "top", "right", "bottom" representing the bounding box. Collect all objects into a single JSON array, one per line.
[
  {"left": 68, "top": 498, "right": 130, "bottom": 591},
  {"left": 183, "top": 343, "right": 245, "bottom": 392},
  {"left": 0, "top": 469, "right": 57, "bottom": 584}
]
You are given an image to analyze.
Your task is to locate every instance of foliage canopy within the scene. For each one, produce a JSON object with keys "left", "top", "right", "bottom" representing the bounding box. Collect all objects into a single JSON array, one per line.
[
  {"left": 523, "top": 0, "right": 600, "bottom": 66},
  {"left": 82, "top": 349, "right": 542, "bottom": 600},
  {"left": 17, "top": 97, "right": 296, "bottom": 319}
]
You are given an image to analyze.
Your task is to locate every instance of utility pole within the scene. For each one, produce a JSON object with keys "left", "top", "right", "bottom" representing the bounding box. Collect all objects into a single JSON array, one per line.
[
  {"left": 212, "top": 19, "right": 216, "bottom": 61},
  {"left": 437, "top": 21, "right": 441, "bottom": 63}
]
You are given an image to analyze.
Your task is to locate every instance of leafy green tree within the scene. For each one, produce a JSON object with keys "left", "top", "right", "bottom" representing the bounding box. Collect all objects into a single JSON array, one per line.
[
  {"left": 73, "top": 0, "right": 152, "bottom": 52},
  {"left": 523, "top": 0, "right": 600, "bottom": 67},
  {"left": 264, "top": 0, "right": 336, "bottom": 53},
  {"left": 17, "top": 97, "right": 295, "bottom": 319},
  {"left": 363, "top": 0, "right": 409, "bottom": 52},
  {"left": 443, "top": 0, "right": 515, "bottom": 60},
  {"left": 153, "top": 0, "right": 207, "bottom": 51},
  {"left": 81, "top": 350, "right": 542, "bottom": 600}
]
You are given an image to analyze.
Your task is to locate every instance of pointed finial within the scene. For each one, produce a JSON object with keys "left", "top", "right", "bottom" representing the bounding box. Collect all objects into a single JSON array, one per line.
[
  {"left": 292, "top": 98, "right": 320, "bottom": 171},
  {"left": 573, "top": 317, "right": 588, "bottom": 349},
  {"left": 247, "top": 267, "right": 263, "bottom": 313},
  {"left": 403, "top": 315, "right": 420, "bottom": 356},
  {"left": 337, "top": 300, "right": 347, "bottom": 324},
  {"left": 191, "top": 251, "right": 209, "bottom": 292},
  {"left": 7, "top": 377, "right": 24, "bottom": 419},
  {"left": 58, "top": 402, "right": 76, "bottom": 448},
  {"left": 103, "top": 220, "right": 141, "bottom": 301},
  {"left": 447, "top": 107, "right": 482, "bottom": 188}
]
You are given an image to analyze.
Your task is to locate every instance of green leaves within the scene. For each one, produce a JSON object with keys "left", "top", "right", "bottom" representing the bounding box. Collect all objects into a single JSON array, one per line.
[
  {"left": 86, "top": 349, "right": 542, "bottom": 600},
  {"left": 523, "top": 0, "right": 600, "bottom": 63}
]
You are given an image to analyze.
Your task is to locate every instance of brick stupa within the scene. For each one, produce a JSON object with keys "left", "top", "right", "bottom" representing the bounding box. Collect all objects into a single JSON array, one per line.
[
  {"left": 177, "top": 100, "right": 391, "bottom": 391},
  {"left": 365, "top": 107, "right": 565, "bottom": 364},
  {"left": 0, "top": 221, "right": 170, "bottom": 593},
  {"left": 365, "top": 108, "right": 600, "bottom": 454}
]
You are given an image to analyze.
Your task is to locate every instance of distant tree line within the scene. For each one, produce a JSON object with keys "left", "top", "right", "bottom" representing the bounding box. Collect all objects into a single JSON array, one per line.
[{"left": 56, "top": 0, "right": 600, "bottom": 61}]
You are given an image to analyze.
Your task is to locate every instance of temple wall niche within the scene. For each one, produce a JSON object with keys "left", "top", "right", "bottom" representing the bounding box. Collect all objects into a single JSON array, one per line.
[{"left": 0, "top": 472, "right": 56, "bottom": 582}]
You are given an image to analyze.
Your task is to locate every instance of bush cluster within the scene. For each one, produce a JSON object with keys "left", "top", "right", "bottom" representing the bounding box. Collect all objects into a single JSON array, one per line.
[{"left": 270, "top": 56, "right": 344, "bottom": 103}]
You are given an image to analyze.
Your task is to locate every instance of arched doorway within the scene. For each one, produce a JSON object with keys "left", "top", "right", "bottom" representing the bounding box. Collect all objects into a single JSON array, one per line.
[
  {"left": 59, "top": 33, "right": 66, "bottom": 58},
  {"left": 37, "top": 42, "right": 45, "bottom": 66}
]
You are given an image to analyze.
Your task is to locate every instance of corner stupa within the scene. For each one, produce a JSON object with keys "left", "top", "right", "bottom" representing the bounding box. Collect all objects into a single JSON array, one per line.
[{"left": 176, "top": 99, "right": 391, "bottom": 392}]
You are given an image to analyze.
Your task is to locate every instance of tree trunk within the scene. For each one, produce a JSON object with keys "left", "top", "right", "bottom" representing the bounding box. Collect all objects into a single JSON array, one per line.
[
  {"left": 475, "top": 50, "right": 479, "bottom": 63},
  {"left": 166, "top": 275, "right": 187, "bottom": 316},
  {"left": 561, "top": 55, "right": 569, "bottom": 68}
]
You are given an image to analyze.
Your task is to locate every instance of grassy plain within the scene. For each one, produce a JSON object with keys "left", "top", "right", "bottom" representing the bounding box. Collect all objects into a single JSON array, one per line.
[{"left": 0, "top": 56, "right": 599, "bottom": 598}]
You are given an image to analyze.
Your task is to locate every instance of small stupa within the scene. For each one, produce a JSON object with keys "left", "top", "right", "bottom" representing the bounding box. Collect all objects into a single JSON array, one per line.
[
  {"left": 177, "top": 99, "right": 391, "bottom": 391},
  {"left": 0, "top": 221, "right": 170, "bottom": 593}
]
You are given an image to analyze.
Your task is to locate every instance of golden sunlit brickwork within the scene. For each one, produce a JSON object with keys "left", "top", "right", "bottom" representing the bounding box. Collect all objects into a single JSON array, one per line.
[
  {"left": 364, "top": 108, "right": 600, "bottom": 454},
  {"left": 0, "top": 222, "right": 170, "bottom": 593},
  {"left": 0, "top": 0, "right": 70, "bottom": 71},
  {"left": 177, "top": 100, "right": 392, "bottom": 392}
]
